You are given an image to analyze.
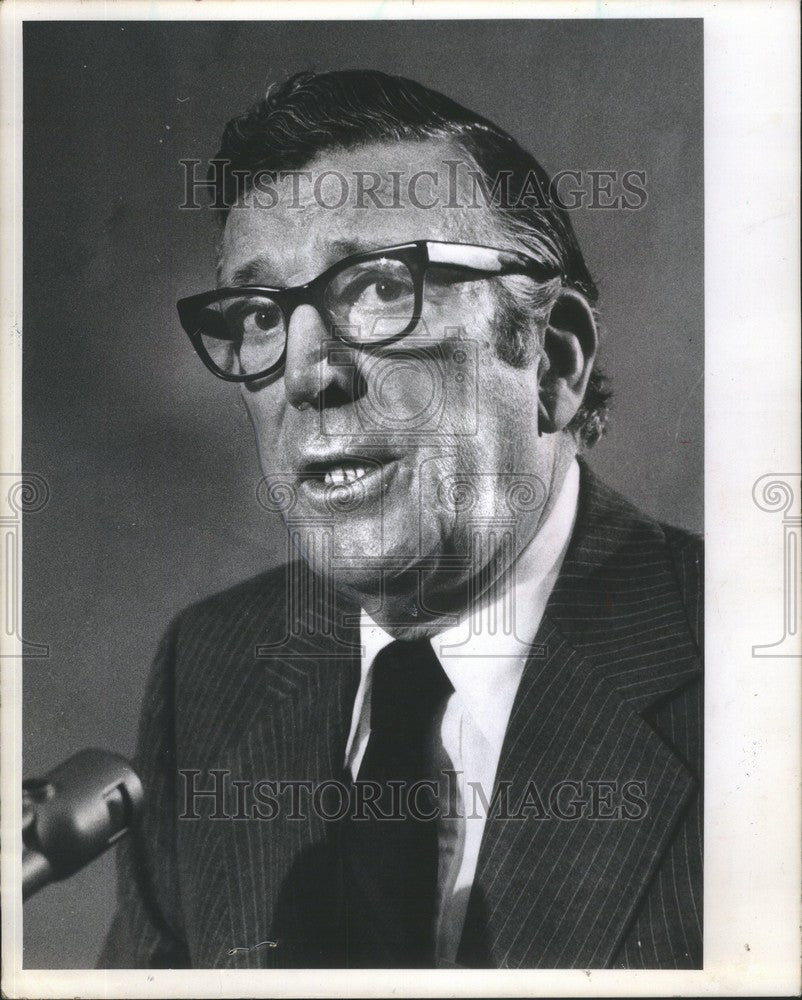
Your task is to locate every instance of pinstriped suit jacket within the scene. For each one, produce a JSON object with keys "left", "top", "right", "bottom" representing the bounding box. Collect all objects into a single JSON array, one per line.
[{"left": 99, "top": 463, "right": 703, "bottom": 969}]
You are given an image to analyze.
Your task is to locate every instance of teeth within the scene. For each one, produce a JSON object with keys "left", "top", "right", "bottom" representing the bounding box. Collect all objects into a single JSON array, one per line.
[
  {"left": 325, "top": 468, "right": 345, "bottom": 486},
  {"left": 324, "top": 464, "right": 368, "bottom": 487}
]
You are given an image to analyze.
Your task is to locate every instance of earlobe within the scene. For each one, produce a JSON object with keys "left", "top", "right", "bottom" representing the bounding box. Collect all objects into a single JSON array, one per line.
[{"left": 538, "top": 288, "right": 598, "bottom": 433}]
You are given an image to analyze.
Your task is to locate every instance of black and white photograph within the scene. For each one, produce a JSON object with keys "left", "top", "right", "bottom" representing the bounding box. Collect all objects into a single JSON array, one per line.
[{"left": 1, "top": 2, "right": 799, "bottom": 996}]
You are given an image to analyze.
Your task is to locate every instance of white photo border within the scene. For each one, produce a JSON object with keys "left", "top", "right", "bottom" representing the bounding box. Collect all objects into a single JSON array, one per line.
[{"left": 1, "top": 0, "right": 799, "bottom": 997}]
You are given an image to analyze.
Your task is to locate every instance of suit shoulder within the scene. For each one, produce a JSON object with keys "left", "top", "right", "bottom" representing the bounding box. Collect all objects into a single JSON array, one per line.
[
  {"left": 575, "top": 461, "right": 703, "bottom": 561},
  {"left": 660, "top": 522, "right": 704, "bottom": 648},
  {"left": 162, "top": 565, "right": 301, "bottom": 736},
  {"left": 173, "top": 563, "right": 295, "bottom": 639},
  {"left": 577, "top": 461, "right": 704, "bottom": 647},
  {"left": 661, "top": 521, "right": 703, "bottom": 554},
  {"left": 661, "top": 522, "right": 704, "bottom": 588}
]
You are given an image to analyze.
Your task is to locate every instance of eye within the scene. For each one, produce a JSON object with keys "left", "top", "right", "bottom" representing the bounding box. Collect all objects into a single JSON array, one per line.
[
  {"left": 223, "top": 297, "right": 284, "bottom": 339},
  {"left": 346, "top": 271, "right": 414, "bottom": 308},
  {"left": 330, "top": 259, "right": 415, "bottom": 314},
  {"left": 368, "top": 275, "right": 411, "bottom": 303},
  {"left": 242, "top": 304, "right": 282, "bottom": 335}
]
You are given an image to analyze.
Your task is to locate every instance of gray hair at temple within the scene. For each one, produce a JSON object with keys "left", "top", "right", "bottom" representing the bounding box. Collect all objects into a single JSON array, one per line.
[{"left": 212, "top": 69, "right": 611, "bottom": 446}]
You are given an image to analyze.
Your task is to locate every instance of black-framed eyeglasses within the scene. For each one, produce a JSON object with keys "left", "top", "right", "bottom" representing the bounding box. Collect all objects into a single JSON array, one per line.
[{"left": 177, "top": 240, "right": 562, "bottom": 383}]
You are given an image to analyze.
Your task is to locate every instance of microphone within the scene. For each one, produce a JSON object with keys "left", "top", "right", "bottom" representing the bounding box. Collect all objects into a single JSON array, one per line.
[{"left": 22, "top": 749, "right": 143, "bottom": 901}]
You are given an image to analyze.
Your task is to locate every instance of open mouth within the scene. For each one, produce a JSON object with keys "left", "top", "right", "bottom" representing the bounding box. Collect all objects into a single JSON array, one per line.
[
  {"left": 320, "top": 462, "right": 371, "bottom": 487},
  {"left": 298, "top": 454, "right": 399, "bottom": 503}
]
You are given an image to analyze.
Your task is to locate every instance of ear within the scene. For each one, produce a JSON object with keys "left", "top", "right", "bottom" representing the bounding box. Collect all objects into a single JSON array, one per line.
[{"left": 538, "top": 288, "right": 598, "bottom": 433}]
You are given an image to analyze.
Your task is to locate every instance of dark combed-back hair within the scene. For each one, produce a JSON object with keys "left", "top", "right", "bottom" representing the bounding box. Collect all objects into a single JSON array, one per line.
[{"left": 213, "top": 69, "right": 611, "bottom": 445}]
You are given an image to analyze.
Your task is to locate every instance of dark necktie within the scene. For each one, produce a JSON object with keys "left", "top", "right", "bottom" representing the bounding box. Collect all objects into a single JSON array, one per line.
[{"left": 342, "top": 638, "right": 453, "bottom": 967}]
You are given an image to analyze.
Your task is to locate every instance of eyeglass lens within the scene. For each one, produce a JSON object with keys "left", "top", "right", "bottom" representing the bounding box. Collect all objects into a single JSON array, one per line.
[{"left": 195, "top": 255, "right": 417, "bottom": 378}]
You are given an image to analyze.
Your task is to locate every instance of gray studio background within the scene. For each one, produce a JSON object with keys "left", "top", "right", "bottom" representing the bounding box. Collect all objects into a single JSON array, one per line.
[{"left": 22, "top": 19, "right": 703, "bottom": 967}]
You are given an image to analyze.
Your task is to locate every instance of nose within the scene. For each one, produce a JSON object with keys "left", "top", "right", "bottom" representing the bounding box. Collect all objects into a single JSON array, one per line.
[{"left": 283, "top": 304, "right": 358, "bottom": 410}]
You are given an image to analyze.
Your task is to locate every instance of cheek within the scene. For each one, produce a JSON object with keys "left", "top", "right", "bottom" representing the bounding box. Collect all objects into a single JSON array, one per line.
[
  {"left": 239, "top": 386, "right": 287, "bottom": 465},
  {"left": 358, "top": 347, "right": 470, "bottom": 438},
  {"left": 461, "top": 365, "right": 544, "bottom": 512}
]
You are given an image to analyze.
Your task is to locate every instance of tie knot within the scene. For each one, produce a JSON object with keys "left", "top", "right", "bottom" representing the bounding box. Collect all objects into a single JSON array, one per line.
[{"left": 370, "top": 638, "right": 453, "bottom": 734}]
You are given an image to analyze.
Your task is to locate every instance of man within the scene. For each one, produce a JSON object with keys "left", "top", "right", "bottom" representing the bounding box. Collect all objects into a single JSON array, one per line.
[{"left": 100, "top": 70, "right": 702, "bottom": 970}]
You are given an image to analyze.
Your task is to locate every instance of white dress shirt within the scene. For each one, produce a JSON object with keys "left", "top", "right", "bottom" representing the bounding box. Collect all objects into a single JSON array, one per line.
[{"left": 344, "top": 459, "right": 580, "bottom": 964}]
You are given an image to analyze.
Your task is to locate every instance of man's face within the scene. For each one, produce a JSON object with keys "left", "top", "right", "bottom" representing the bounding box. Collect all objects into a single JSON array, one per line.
[{"left": 219, "top": 140, "right": 558, "bottom": 617}]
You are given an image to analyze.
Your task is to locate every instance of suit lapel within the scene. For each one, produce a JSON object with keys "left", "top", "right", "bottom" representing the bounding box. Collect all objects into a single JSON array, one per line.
[
  {"left": 183, "top": 565, "right": 360, "bottom": 968},
  {"left": 458, "top": 464, "right": 702, "bottom": 968}
]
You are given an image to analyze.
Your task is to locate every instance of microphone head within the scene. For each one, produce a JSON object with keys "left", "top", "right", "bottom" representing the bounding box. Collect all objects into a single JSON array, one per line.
[{"left": 23, "top": 749, "right": 143, "bottom": 882}]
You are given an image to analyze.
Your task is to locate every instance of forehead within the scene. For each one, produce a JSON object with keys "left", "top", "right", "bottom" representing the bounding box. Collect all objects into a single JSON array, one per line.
[{"left": 218, "top": 139, "right": 501, "bottom": 286}]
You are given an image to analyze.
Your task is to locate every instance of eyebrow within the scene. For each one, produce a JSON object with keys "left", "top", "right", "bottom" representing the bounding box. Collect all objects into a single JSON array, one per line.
[
  {"left": 223, "top": 237, "right": 397, "bottom": 289},
  {"left": 328, "top": 237, "right": 379, "bottom": 259},
  {"left": 226, "top": 254, "right": 275, "bottom": 287}
]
